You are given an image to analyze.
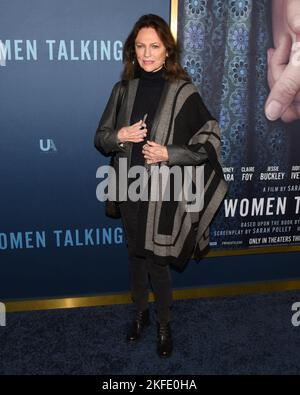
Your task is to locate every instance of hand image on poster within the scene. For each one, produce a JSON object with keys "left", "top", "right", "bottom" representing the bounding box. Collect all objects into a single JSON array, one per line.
[{"left": 266, "top": 0, "right": 300, "bottom": 122}]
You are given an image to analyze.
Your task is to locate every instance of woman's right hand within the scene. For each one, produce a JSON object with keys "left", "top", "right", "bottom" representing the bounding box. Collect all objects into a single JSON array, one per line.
[{"left": 117, "top": 120, "right": 148, "bottom": 143}]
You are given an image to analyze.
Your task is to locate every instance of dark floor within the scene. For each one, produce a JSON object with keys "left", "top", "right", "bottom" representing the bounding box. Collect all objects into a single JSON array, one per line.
[{"left": 1, "top": 290, "right": 300, "bottom": 375}]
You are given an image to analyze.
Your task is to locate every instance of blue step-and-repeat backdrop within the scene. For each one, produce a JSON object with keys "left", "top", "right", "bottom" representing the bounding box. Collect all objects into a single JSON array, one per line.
[
  {"left": 0, "top": 0, "right": 170, "bottom": 299},
  {"left": 2, "top": 0, "right": 300, "bottom": 301}
]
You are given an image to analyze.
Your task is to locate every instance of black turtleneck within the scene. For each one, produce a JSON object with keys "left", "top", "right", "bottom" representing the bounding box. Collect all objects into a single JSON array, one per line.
[{"left": 130, "top": 67, "right": 165, "bottom": 167}]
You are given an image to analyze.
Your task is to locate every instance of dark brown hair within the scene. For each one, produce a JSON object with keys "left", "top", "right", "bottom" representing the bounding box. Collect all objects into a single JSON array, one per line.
[{"left": 122, "top": 14, "right": 190, "bottom": 82}]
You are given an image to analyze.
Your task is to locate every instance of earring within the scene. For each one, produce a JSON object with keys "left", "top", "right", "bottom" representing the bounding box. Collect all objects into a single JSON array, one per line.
[{"left": 163, "top": 56, "right": 168, "bottom": 68}]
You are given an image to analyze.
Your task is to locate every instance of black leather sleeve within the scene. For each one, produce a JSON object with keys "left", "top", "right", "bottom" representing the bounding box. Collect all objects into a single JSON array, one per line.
[
  {"left": 166, "top": 92, "right": 214, "bottom": 166},
  {"left": 94, "top": 82, "right": 126, "bottom": 156},
  {"left": 167, "top": 143, "right": 208, "bottom": 166}
]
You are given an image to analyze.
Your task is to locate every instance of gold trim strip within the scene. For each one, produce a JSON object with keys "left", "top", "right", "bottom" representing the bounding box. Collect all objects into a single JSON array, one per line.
[
  {"left": 207, "top": 245, "right": 300, "bottom": 257},
  {"left": 5, "top": 279, "right": 300, "bottom": 313},
  {"left": 170, "top": 0, "right": 178, "bottom": 41}
]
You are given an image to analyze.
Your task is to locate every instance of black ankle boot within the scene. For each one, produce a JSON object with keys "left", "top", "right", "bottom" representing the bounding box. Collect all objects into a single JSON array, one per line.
[
  {"left": 156, "top": 321, "right": 173, "bottom": 358},
  {"left": 126, "top": 309, "right": 150, "bottom": 342}
]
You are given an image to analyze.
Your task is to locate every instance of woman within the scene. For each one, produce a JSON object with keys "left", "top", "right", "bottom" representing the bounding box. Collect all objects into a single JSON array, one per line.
[{"left": 94, "top": 14, "right": 227, "bottom": 358}]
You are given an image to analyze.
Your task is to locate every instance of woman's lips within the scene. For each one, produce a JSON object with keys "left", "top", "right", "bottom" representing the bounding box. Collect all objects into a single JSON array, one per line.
[{"left": 143, "top": 60, "right": 154, "bottom": 64}]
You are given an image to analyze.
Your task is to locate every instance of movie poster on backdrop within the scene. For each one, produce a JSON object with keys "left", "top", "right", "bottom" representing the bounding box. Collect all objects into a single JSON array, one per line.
[{"left": 177, "top": 0, "right": 300, "bottom": 253}]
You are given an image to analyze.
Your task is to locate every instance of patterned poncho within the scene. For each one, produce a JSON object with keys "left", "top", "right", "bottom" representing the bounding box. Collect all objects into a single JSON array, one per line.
[{"left": 95, "top": 78, "right": 228, "bottom": 269}]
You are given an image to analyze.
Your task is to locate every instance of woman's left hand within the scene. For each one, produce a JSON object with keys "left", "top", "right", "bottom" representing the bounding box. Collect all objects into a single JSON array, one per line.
[{"left": 142, "top": 141, "right": 169, "bottom": 164}]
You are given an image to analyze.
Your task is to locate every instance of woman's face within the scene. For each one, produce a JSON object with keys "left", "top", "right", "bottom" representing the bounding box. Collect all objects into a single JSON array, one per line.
[{"left": 135, "top": 27, "right": 167, "bottom": 73}]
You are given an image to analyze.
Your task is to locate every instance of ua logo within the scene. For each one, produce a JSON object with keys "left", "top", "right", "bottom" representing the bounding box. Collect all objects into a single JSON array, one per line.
[{"left": 39, "top": 139, "right": 57, "bottom": 152}]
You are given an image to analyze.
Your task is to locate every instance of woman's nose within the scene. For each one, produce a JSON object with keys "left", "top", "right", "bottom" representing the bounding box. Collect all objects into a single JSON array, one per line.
[{"left": 144, "top": 47, "right": 151, "bottom": 57}]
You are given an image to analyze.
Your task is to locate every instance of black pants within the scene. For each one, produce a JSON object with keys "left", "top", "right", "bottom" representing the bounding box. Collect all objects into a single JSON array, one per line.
[{"left": 119, "top": 200, "right": 173, "bottom": 323}]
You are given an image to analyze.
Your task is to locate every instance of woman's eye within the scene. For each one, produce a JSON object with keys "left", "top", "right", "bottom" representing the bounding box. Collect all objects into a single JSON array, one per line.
[{"left": 135, "top": 44, "right": 160, "bottom": 49}]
